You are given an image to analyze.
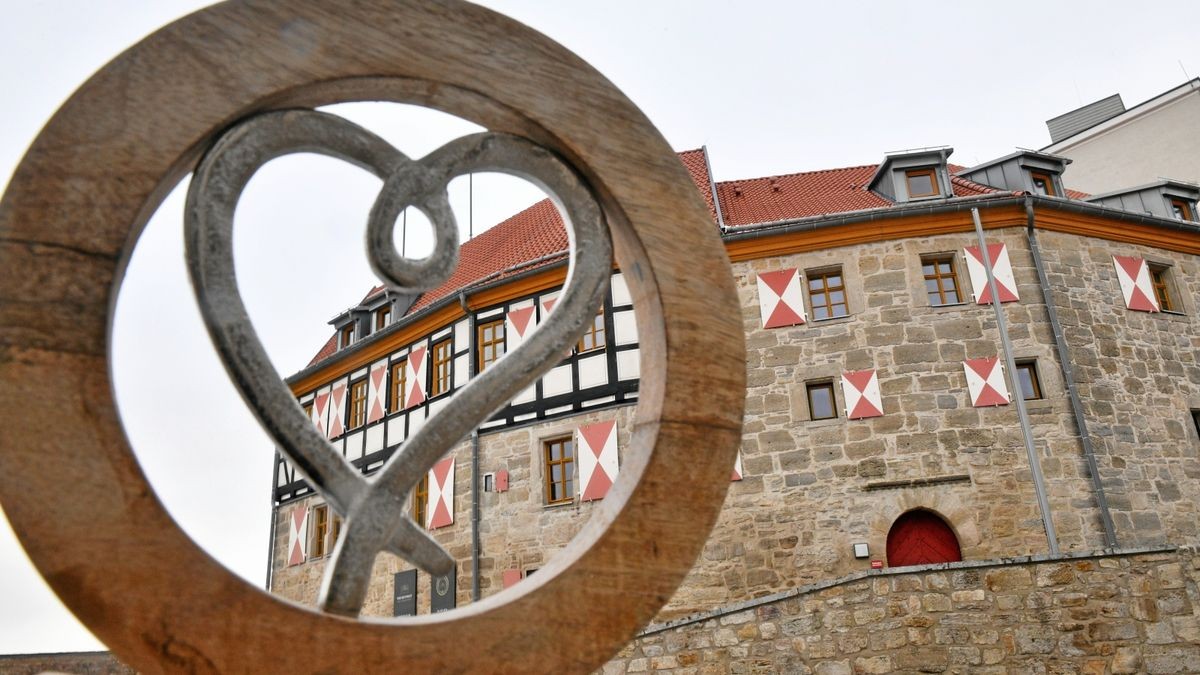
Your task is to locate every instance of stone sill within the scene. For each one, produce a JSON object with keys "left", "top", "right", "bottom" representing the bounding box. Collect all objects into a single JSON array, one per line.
[
  {"left": 862, "top": 474, "right": 971, "bottom": 491},
  {"left": 638, "top": 543, "right": 1182, "bottom": 638}
]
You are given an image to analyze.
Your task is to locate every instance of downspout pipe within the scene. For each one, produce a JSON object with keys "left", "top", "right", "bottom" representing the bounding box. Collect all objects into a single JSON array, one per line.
[
  {"left": 459, "top": 291, "right": 483, "bottom": 602},
  {"left": 971, "top": 207, "right": 1059, "bottom": 556},
  {"left": 1023, "top": 197, "right": 1119, "bottom": 548},
  {"left": 265, "top": 458, "right": 280, "bottom": 590}
]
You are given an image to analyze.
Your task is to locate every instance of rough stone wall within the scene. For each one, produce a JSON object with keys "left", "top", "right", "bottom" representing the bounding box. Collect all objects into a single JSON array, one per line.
[
  {"left": 269, "top": 405, "right": 634, "bottom": 616},
  {"left": 1034, "top": 229, "right": 1200, "bottom": 548},
  {"left": 604, "top": 548, "right": 1200, "bottom": 674}
]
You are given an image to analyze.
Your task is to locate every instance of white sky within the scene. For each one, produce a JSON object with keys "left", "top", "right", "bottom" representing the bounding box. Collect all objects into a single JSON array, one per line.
[{"left": 1, "top": 0, "right": 1197, "bottom": 656}]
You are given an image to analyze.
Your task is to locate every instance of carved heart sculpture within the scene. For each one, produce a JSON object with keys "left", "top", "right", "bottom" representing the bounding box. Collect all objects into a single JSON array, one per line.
[{"left": 185, "top": 109, "right": 612, "bottom": 616}]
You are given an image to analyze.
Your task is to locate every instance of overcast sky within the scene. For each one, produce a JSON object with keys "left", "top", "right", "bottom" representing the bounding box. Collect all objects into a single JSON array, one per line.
[{"left": 2, "top": 0, "right": 1197, "bottom": 656}]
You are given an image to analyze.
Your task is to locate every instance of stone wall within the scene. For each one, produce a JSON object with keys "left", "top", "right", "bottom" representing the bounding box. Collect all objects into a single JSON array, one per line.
[
  {"left": 604, "top": 548, "right": 1200, "bottom": 674},
  {"left": 0, "top": 651, "right": 133, "bottom": 675}
]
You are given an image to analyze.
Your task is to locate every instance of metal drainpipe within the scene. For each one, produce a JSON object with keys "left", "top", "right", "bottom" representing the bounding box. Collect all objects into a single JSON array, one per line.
[
  {"left": 971, "top": 207, "right": 1060, "bottom": 556},
  {"left": 1023, "top": 197, "right": 1119, "bottom": 548},
  {"left": 459, "top": 291, "right": 482, "bottom": 601}
]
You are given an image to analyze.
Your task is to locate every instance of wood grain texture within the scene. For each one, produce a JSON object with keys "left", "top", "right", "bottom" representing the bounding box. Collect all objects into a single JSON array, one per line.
[{"left": 0, "top": 1, "right": 745, "bottom": 673}]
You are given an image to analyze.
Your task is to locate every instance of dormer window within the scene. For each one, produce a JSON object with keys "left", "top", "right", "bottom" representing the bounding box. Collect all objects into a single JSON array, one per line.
[
  {"left": 339, "top": 324, "right": 355, "bottom": 349},
  {"left": 375, "top": 305, "right": 392, "bottom": 331},
  {"left": 905, "top": 168, "right": 940, "bottom": 198},
  {"left": 1170, "top": 198, "right": 1195, "bottom": 221},
  {"left": 1030, "top": 172, "right": 1056, "bottom": 197}
]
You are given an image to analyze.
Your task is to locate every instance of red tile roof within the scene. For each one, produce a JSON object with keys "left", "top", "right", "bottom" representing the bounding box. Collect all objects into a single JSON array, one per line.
[
  {"left": 678, "top": 148, "right": 718, "bottom": 222},
  {"left": 716, "top": 165, "right": 889, "bottom": 226}
]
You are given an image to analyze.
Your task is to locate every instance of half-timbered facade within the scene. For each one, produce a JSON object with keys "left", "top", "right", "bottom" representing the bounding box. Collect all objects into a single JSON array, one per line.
[{"left": 268, "top": 145, "right": 1200, "bottom": 624}]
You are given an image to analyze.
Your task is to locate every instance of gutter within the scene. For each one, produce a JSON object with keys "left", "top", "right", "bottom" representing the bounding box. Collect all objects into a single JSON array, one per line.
[{"left": 1024, "top": 197, "right": 1119, "bottom": 548}]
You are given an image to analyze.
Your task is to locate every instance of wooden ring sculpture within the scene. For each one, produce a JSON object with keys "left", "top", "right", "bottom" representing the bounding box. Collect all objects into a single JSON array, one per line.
[{"left": 0, "top": 1, "right": 745, "bottom": 672}]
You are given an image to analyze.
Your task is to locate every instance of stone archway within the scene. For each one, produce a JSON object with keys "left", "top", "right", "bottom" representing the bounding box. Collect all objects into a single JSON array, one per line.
[{"left": 886, "top": 509, "right": 962, "bottom": 567}]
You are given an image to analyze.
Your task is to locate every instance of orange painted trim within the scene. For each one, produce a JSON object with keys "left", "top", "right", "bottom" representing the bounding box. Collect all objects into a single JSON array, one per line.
[
  {"left": 1033, "top": 209, "right": 1200, "bottom": 256},
  {"left": 725, "top": 206, "right": 1026, "bottom": 262}
]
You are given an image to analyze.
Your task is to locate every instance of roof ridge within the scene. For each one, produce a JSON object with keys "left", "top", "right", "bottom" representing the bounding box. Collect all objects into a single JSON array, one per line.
[{"left": 717, "top": 164, "right": 879, "bottom": 186}]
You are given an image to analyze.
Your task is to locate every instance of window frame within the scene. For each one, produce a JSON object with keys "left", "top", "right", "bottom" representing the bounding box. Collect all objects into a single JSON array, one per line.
[
  {"left": 389, "top": 360, "right": 407, "bottom": 413},
  {"left": 1148, "top": 263, "right": 1180, "bottom": 313},
  {"left": 348, "top": 378, "right": 368, "bottom": 429},
  {"left": 430, "top": 338, "right": 453, "bottom": 397},
  {"left": 1014, "top": 360, "right": 1043, "bottom": 401},
  {"left": 905, "top": 167, "right": 941, "bottom": 198},
  {"left": 477, "top": 318, "right": 506, "bottom": 372},
  {"left": 375, "top": 305, "right": 392, "bottom": 331},
  {"left": 543, "top": 435, "right": 575, "bottom": 505},
  {"left": 413, "top": 474, "right": 429, "bottom": 528},
  {"left": 921, "top": 254, "right": 965, "bottom": 307},
  {"left": 576, "top": 308, "right": 606, "bottom": 354},
  {"left": 806, "top": 381, "right": 837, "bottom": 421},
  {"left": 1029, "top": 171, "right": 1056, "bottom": 197},
  {"left": 1169, "top": 198, "right": 1194, "bottom": 222},
  {"left": 339, "top": 323, "right": 355, "bottom": 349},
  {"left": 309, "top": 503, "right": 341, "bottom": 559},
  {"left": 806, "top": 266, "right": 849, "bottom": 321}
]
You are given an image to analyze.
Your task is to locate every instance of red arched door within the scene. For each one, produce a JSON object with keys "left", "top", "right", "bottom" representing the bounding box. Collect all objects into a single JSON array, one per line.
[{"left": 887, "top": 510, "right": 962, "bottom": 567}]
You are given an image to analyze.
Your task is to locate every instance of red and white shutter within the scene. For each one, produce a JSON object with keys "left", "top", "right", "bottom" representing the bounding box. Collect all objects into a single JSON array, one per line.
[
  {"left": 287, "top": 506, "right": 308, "bottom": 566},
  {"left": 327, "top": 377, "right": 348, "bottom": 438},
  {"left": 963, "top": 357, "right": 1010, "bottom": 407},
  {"left": 577, "top": 420, "right": 619, "bottom": 501},
  {"left": 756, "top": 268, "right": 807, "bottom": 329},
  {"left": 964, "top": 243, "right": 1019, "bottom": 304},
  {"left": 366, "top": 359, "right": 387, "bottom": 424},
  {"left": 841, "top": 369, "right": 884, "bottom": 420},
  {"left": 405, "top": 346, "right": 428, "bottom": 408},
  {"left": 540, "top": 293, "right": 559, "bottom": 316},
  {"left": 312, "top": 386, "right": 330, "bottom": 435},
  {"left": 506, "top": 305, "right": 537, "bottom": 352},
  {"left": 1112, "top": 255, "right": 1160, "bottom": 312},
  {"left": 731, "top": 450, "right": 744, "bottom": 482},
  {"left": 427, "top": 456, "right": 455, "bottom": 529}
]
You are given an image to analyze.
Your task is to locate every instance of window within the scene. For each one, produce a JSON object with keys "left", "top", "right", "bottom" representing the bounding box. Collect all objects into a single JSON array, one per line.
[
  {"left": 375, "top": 305, "right": 391, "bottom": 331},
  {"left": 431, "top": 339, "right": 452, "bottom": 396},
  {"left": 1149, "top": 264, "right": 1177, "bottom": 313},
  {"left": 389, "top": 360, "right": 407, "bottom": 413},
  {"left": 543, "top": 436, "right": 574, "bottom": 505},
  {"left": 483, "top": 474, "right": 495, "bottom": 492},
  {"left": 477, "top": 319, "right": 505, "bottom": 372},
  {"left": 577, "top": 309, "right": 606, "bottom": 353},
  {"left": 348, "top": 379, "right": 368, "bottom": 428},
  {"left": 1170, "top": 199, "right": 1194, "bottom": 222},
  {"left": 922, "top": 254, "right": 963, "bottom": 306},
  {"left": 905, "top": 168, "right": 940, "bottom": 198},
  {"left": 1193, "top": 410, "right": 1200, "bottom": 439},
  {"left": 1014, "top": 361, "right": 1042, "bottom": 400},
  {"left": 1030, "top": 172, "right": 1056, "bottom": 197},
  {"left": 807, "top": 268, "right": 848, "bottom": 320},
  {"left": 302, "top": 401, "right": 313, "bottom": 422},
  {"left": 806, "top": 381, "right": 837, "bottom": 421},
  {"left": 340, "top": 324, "right": 355, "bottom": 349},
  {"left": 309, "top": 503, "right": 341, "bottom": 558},
  {"left": 413, "top": 475, "right": 429, "bottom": 528}
]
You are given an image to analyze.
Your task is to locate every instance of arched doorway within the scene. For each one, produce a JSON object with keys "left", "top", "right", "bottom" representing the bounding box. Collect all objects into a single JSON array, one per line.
[{"left": 886, "top": 510, "right": 962, "bottom": 567}]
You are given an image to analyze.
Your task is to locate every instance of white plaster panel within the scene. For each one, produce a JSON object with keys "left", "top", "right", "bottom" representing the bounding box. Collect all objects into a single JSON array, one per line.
[
  {"left": 513, "top": 412, "right": 538, "bottom": 422},
  {"left": 454, "top": 319, "right": 469, "bottom": 349},
  {"left": 477, "top": 307, "right": 503, "bottom": 319},
  {"left": 545, "top": 405, "right": 573, "bottom": 416},
  {"left": 611, "top": 272, "right": 632, "bottom": 306},
  {"left": 408, "top": 408, "right": 426, "bottom": 435},
  {"left": 582, "top": 396, "right": 615, "bottom": 407},
  {"left": 616, "top": 349, "right": 640, "bottom": 381},
  {"left": 454, "top": 354, "right": 469, "bottom": 388},
  {"left": 387, "top": 415, "right": 407, "bottom": 443},
  {"left": 428, "top": 397, "right": 449, "bottom": 417},
  {"left": 513, "top": 382, "right": 537, "bottom": 405},
  {"left": 365, "top": 424, "right": 385, "bottom": 454},
  {"left": 299, "top": 393, "right": 314, "bottom": 404},
  {"left": 542, "top": 365, "right": 573, "bottom": 397},
  {"left": 578, "top": 354, "right": 608, "bottom": 389},
  {"left": 350, "top": 367, "right": 368, "bottom": 380},
  {"left": 431, "top": 326, "right": 451, "bottom": 341},
  {"left": 613, "top": 309, "right": 638, "bottom": 346},
  {"left": 345, "top": 431, "right": 364, "bottom": 461}
]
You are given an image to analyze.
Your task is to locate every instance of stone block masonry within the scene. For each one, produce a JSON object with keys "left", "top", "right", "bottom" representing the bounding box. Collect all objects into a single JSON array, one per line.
[{"left": 602, "top": 547, "right": 1200, "bottom": 674}]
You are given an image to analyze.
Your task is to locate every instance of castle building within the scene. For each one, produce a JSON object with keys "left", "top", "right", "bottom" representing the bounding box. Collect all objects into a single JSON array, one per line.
[{"left": 267, "top": 143, "right": 1200, "bottom": 669}]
